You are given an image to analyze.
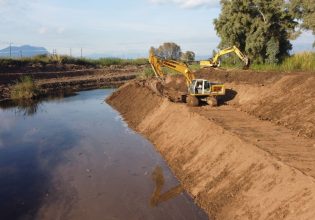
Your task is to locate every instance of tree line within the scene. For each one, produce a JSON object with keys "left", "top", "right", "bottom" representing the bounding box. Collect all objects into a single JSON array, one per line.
[
  {"left": 214, "top": 0, "right": 314, "bottom": 64},
  {"left": 150, "top": 43, "right": 196, "bottom": 62},
  {"left": 150, "top": 0, "right": 314, "bottom": 65}
]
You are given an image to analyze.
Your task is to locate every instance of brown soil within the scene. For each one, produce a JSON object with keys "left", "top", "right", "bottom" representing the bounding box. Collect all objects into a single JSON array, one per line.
[
  {"left": 147, "top": 69, "right": 315, "bottom": 138},
  {"left": 107, "top": 73, "right": 315, "bottom": 220},
  {"left": 0, "top": 65, "right": 142, "bottom": 100}
]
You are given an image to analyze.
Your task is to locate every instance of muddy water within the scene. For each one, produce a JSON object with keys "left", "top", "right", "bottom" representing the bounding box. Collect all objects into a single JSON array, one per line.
[{"left": 0, "top": 89, "right": 208, "bottom": 220}]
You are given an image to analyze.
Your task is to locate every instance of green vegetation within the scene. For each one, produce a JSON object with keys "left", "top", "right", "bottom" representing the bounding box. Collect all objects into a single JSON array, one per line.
[
  {"left": 10, "top": 76, "right": 40, "bottom": 100},
  {"left": 289, "top": 0, "right": 315, "bottom": 47},
  {"left": 189, "top": 63, "right": 201, "bottom": 71},
  {"left": 137, "top": 67, "right": 155, "bottom": 79},
  {"left": 95, "top": 57, "right": 148, "bottom": 66},
  {"left": 150, "top": 42, "right": 196, "bottom": 61},
  {"left": 251, "top": 52, "right": 315, "bottom": 72},
  {"left": 220, "top": 52, "right": 315, "bottom": 72},
  {"left": 214, "top": 0, "right": 297, "bottom": 64},
  {"left": 0, "top": 54, "right": 148, "bottom": 69}
]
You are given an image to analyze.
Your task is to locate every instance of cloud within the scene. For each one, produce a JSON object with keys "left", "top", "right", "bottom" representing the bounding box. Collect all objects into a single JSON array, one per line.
[
  {"left": 38, "top": 27, "right": 48, "bottom": 34},
  {"left": 0, "top": 115, "right": 16, "bottom": 132},
  {"left": 0, "top": 0, "right": 9, "bottom": 6},
  {"left": 149, "top": 0, "right": 219, "bottom": 8},
  {"left": 57, "top": 27, "right": 65, "bottom": 34},
  {"left": 0, "top": 0, "right": 28, "bottom": 8}
]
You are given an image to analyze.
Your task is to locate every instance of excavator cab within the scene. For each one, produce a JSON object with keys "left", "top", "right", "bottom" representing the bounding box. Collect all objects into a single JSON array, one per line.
[
  {"left": 189, "top": 79, "right": 225, "bottom": 96},
  {"left": 190, "top": 80, "right": 210, "bottom": 95},
  {"left": 186, "top": 79, "right": 225, "bottom": 106}
]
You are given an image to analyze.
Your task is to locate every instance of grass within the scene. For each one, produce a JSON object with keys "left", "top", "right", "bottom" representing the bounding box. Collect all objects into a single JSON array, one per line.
[
  {"left": 137, "top": 67, "right": 155, "bottom": 79},
  {"left": 219, "top": 52, "right": 315, "bottom": 72},
  {"left": 251, "top": 52, "right": 315, "bottom": 72},
  {"left": 2, "top": 52, "right": 313, "bottom": 73},
  {"left": 0, "top": 54, "right": 148, "bottom": 69},
  {"left": 10, "top": 76, "right": 40, "bottom": 100},
  {"left": 189, "top": 63, "right": 201, "bottom": 71}
]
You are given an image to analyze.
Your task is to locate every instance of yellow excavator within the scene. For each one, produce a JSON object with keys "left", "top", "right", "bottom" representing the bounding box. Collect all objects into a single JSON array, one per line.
[
  {"left": 200, "top": 46, "right": 250, "bottom": 69},
  {"left": 149, "top": 52, "right": 225, "bottom": 107}
]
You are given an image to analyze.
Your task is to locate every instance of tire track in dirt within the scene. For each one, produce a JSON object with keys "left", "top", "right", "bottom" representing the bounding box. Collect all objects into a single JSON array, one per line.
[{"left": 192, "top": 105, "right": 315, "bottom": 179}]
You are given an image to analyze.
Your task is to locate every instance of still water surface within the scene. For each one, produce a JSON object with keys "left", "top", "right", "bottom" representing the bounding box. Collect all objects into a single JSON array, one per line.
[{"left": 0, "top": 89, "right": 208, "bottom": 220}]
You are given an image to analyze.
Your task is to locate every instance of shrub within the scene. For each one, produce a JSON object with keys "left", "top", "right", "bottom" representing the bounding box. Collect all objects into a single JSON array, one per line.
[
  {"left": 137, "top": 68, "right": 155, "bottom": 79},
  {"left": 10, "top": 76, "right": 39, "bottom": 100}
]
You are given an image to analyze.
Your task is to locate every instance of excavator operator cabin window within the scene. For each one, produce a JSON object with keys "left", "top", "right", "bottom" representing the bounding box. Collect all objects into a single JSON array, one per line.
[{"left": 204, "top": 81, "right": 210, "bottom": 90}]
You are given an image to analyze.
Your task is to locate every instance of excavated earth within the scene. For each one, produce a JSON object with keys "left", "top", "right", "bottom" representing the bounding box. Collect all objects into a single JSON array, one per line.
[
  {"left": 107, "top": 69, "right": 315, "bottom": 220},
  {"left": 0, "top": 65, "right": 143, "bottom": 101}
]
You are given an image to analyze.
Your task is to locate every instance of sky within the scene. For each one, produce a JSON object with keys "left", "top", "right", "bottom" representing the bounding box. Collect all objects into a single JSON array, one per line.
[{"left": 0, "top": 0, "right": 314, "bottom": 58}]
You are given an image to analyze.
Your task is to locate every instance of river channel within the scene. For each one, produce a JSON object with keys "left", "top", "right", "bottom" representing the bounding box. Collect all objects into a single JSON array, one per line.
[{"left": 0, "top": 89, "right": 208, "bottom": 220}]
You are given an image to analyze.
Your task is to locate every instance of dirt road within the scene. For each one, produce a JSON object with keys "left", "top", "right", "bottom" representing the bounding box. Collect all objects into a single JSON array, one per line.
[{"left": 107, "top": 70, "right": 315, "bottom": 220}]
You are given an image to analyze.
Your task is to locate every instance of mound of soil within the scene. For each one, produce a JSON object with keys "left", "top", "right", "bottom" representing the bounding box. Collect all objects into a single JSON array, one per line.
[
  {"left": 150, "top": 69, "right": 315, "bottom": 138},
  {"left": 108, "top": 81, "right": 315, "bottom": 219},
  {"left": 228, "top": 74, "right": 315, "bottom": 138},
  {"left": 107, "top": 82, "right": 163, "bottom": 126}
]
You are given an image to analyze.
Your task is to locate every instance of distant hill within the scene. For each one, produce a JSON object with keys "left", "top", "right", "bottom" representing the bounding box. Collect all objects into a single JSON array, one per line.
[{"left": 0, "top": 45, "right": 49, "bottom": 58}]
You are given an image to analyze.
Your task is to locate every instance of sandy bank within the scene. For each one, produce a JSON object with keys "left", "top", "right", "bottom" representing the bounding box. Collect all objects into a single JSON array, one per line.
[{"left": 107, "top": 81, "right": 315, "bottom": 220}]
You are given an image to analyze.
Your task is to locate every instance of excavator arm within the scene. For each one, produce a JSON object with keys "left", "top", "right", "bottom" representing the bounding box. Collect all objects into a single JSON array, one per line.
[
  {"left": 149, "top": 52, "right": 195, "bottom": 86},
  {"left": 200, "top": 46, "right": 250, "bottom": 68},
  {"left": 149, "top": 52, "right": 225, "bottom": 106}
]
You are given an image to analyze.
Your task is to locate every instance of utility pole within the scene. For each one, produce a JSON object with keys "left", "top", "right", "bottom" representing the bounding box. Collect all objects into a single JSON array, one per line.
[
  {"left": 20, "top": 50, "right": 22, "bottom": 58},
  {"left": 80, "top": 48, "right": 83, "bottom": 58},
  {"left": 9, "top": 42, "right": 12, "bottom": 58},
  {"left": 70, "top": 48, "right": 72, "bottom": 57}
]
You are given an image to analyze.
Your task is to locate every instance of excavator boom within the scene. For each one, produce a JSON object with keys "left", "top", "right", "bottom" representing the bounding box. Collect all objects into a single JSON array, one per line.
[
  {"left": 149, "top": 52, "right": 195, "bottom": 85},
  {"left": 148, "top": 52, "right": 225, "bottom": 107},
  {"left": 200, "top": 46, "right": 250, "bottom": 68}
]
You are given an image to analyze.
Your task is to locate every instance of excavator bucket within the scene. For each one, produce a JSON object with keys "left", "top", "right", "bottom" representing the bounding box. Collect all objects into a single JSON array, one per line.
[{"left": 243, "top": 57, "right": 250, "bottom": 70}]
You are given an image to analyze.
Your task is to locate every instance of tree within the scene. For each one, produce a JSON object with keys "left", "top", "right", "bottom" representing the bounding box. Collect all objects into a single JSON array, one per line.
[
  {"left": 149, "top": 46, "right": 156, "bottom": 55},
  {"left": 214, "top": 0, "right": 298, "bottom": 64},
  {"left": 150, "top": 43, "right": 195, "bottom": 61},
  {"left": 289, "top": 0, "right": 315, "bottom": 47},
  {"left": 180, "top": 51, "right": 195, "bottom": 62},
  {"left": 154, "top": 42, "right": 182, "bottom": 60}
]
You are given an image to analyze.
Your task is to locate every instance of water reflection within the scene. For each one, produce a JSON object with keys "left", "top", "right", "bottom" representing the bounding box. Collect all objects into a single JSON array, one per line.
[
  {"left": 0, "top": 114, "right": 79, "bottom": 220},
  {"left": 0, "top": 91, "right": 77, "bottom": 116},
  {"left": 0, "top": 89, "right": 208, "bottom": 220},
  {"left": 150, "top": 166, "right": 184, "bottom": 207}
]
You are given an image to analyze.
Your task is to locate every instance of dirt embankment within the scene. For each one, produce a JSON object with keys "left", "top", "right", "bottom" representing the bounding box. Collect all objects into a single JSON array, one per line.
[
  {"left": 107, "top": 78, "right": 315, "bottom": 220},
  {"left": 158, "top": 69, "right": 315, "bottom": 138},
  {"left": 0, "top": 65, "right": 143, "bottom": 100}
]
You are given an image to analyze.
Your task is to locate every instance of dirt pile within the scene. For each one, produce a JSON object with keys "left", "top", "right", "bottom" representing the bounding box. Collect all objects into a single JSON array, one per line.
[
  {"left": 108, "top": 81, "right": 315, "bottom": 220},
  {"left": 152, "top": 70, "right": 315, "bottom": 138},
  {"left": 226, "top": 74, "right": 315, "bottom": 138}
]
